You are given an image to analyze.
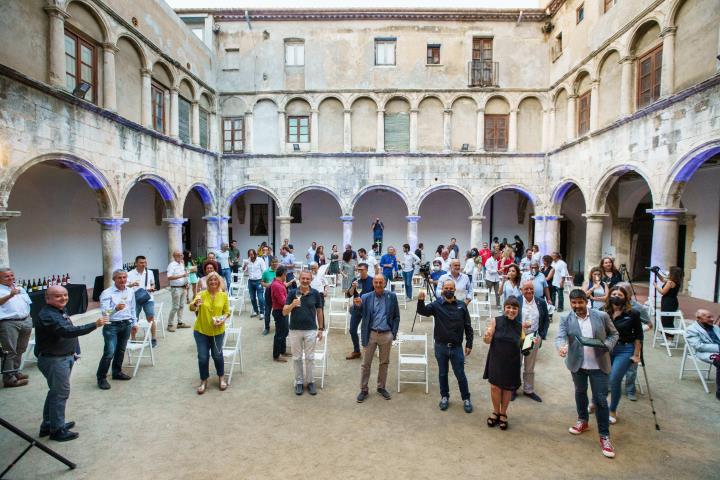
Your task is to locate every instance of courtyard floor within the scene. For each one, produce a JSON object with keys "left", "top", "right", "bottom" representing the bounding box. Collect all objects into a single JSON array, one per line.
[{"left": 1, "top": 289, "right": 718, "bottom": 479}]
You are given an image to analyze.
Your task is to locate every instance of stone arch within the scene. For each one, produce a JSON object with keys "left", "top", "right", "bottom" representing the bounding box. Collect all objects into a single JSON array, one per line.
[
  {"left": 177, "top": 76, "right": 196, "bottom": 101},
  {"left": 417, "top": 96, "right": 444, "bottom": 152},
  {"left": 591, "top": 164, "right": 656, "bottom": 213},
  {"left": 450, "top": 95, "right": 478, "bottom": 151},
  {"left": 0, "top": 153, "right": 117, "bottom": 215},
  {"left": 66, "top": 0, "right": 111, "bottom": 43},
  {"left": 121, "top": 173, "right": 178, "bottom": 217},
  {"left": 225, "top": 184, "right": 284, "bottom": 216},
  {"left": 350, "top": 95, "right": 378, "bottom": 152},
  {"left": 514, "top": 93, "right": 547, "bottom": 111},
  {"left": 115, "top": 35, "right": 146, "bottom": 125},
  {"left": 379, "top": 94, "right": 411, "bottom": 111},
  {"left": 663, "top": 140, "right": 720, "bottom": 207},
  {"left": 151, "top": 59, "right": 175, "bottom": 89},
  {"left": 625, "top": 18, "right": 663, "bottom": 57},
  {"left": 415, "top": 93, "right": 447, "bottom": 110},
  {"left": 479, "top": 184, "right": 539, "bottom": 213},
  {"left": 572, "top": 69, "right": 594, "bottom": 94},
  {"left": 414, "top": 184, "right": 476, "bottom": 215},
  {"left": 553, "top": 87, "right": 569, "bottom": 145},
  {"left": 516, "top": 96, "right": 544, "bottom": 152},
  {"left": 483, "top": 94, "right": 511, "bottom": 112},
  {"left": 181, "top": 183, "right": 215, "bottom": 215},
  {"left": 666, "top": 0, "right": 687, "bottom": 27},
  {"left": 450, "top": 94, "right": 478, "bottom": 110},
  {"left": 280, "top": 95, "right": 313, "bottom": 112},
  {"left": 200, "top": 91, "right": 215, "bottom": 111},
  {"left": 594, "top": 47, "right": 622, "bottom": 80},
  {"left": 316, "top": 93, "right": 348, "bottom": 110},
  {"left": 349, "top": 184, "right": 410, "bottom": 215},
  {"left": 116, "top": 33, "right": 150, "bottom": 70},
  {"left": 250, "top": 95, "right": 280, "bottom": 110},
  {"left": 286, "top": 185, "right": 346, "bottom": 215},
  {"left": 549, "top": 179, "right": 589, "bottom": 213}
]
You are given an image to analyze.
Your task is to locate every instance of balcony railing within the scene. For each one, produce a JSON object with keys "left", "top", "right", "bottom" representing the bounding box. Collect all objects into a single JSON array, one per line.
[{"left": 468, "top": 60, "right": 499, "bottom": 87}]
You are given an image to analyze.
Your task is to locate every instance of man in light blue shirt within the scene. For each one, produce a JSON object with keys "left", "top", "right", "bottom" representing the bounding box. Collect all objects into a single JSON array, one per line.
[
  {"left": 280, "top": 246, "right": 297, "bottom": 282},
  {"left": 0, "top": 268, "right": 33, "bottom": 387},
  {"left": 97, "top": 269, "right": 136, "bottom": 389},
  {"left": 215, "top": 243, "right": 232, "bottom": 290},
  {"left": 522, "top": 260, "right": 552, "bottom": 304}
]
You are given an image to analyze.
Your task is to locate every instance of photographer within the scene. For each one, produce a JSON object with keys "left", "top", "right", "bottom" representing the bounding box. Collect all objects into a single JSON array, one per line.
[{"left": 653, "top": 266, "right": 683, "bottom": 337}]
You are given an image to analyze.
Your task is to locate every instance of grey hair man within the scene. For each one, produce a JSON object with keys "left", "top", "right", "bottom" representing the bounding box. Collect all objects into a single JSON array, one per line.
[
  {"left": 166, "top": 250, "right": 190, "bottom": 332},
  {"left": 0, "top": 267, "right": 33, "bottom": 387},
  {"left": 685, "top": 309, "right": 720, "bottom": 401}
]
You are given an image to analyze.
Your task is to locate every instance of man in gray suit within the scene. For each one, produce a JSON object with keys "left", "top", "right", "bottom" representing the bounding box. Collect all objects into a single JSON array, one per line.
[
  {"left": 556, "top": 289, "right": 618, "bottom": 459},
  {"left": 685, "top": 309, "right": 720, "bottom": 400},
  {"left": 353, "top": 274, "right": 401, "bottom": 403}
]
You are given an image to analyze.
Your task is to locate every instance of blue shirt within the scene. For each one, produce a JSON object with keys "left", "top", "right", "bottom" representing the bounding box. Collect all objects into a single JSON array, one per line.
[
  {"left": 373, "top": 222, "right": 384, "bottom": 237},
  {"left": 430, "top": 269, "right": 447, "bottom": 282},
  {"left": 379, "top": 254, "right": 397, "bottom": 278},
  {"left": 521, "top": 271, "right": 548, "bottom": 299},
  {"left": 371, "top": 293, "right": 389, "bottom": 331},
  {"left": 281, "top": 253, "right": 296, "bottom": 271},
  {"left": 99, "top": 285, "right": 137, "bottom": 324}
]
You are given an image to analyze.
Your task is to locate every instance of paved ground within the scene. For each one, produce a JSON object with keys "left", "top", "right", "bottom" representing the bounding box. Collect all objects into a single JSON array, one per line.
[{"left": 1, "top": 288, "right": 718, "bottom": 479}]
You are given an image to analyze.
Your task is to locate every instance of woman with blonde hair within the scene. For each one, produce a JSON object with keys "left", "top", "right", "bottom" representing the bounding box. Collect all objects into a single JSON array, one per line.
[
  {"left": 189, "top": 272, "right": 230, "bottom": 394},
  {"left": 499, "top": 246, "right": 515, "bottom": 276}
]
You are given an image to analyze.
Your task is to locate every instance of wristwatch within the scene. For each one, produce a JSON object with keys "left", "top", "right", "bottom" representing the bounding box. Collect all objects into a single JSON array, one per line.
[{"left": 318, "top": 327, "right": 325, "bottom": 331}]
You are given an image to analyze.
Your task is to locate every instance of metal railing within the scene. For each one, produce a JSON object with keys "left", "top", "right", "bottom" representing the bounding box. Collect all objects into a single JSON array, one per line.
[{"left": 468, "top": 60, "right": 499, "bottom": 87}]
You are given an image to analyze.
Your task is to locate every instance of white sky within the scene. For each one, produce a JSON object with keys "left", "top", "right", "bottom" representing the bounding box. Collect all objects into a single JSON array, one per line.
[{"left": 166, "top": 0, "right": 542, "bottom": 9}]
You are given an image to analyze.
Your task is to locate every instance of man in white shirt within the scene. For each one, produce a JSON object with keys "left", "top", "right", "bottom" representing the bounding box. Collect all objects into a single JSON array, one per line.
[
  {"left": 531, "top": 245, "right": 542, "bottom": 262},
  {"left": 434, "top": 248, "right": 451, "bottom": 272},
  {"left": 306, "top": 242, "right": 317, "bottom": 265},
  {"left": 309, "top": 262, "right": 329, "bottom": 296},
  {"left": 435, "top": 260, "right": 472, "bottom": 304},
  {"left": 401, "top": 244, "right": 421, "bottom": 300},
  {"left": 519, "top": 248, "right": 534, "bottom": 273},
  {"left": 0, "top": 268, "right": 33, "bottom": 387},
  {"left": 97, "top": 269, "right": 137, "bottom": 389},
  {"left": 484, "top": 250, "right": 501, "bottom": 307},
  {"left": 280, "top": 246, "right": 296, "bottom": 282},
  {"left": 448, "top": 238, "right": 459, "bottom": 259},
  {"left": 358, "top": 248, "right": 378, "bottom": 275},
  {"left": 166, "top": 250, "right": 190, "bottom": 332},
  {"left": 244, "top": 249, "right": 267, "bottom": 317},
  {"left": 551, "top": 252, "right": 569, "bottom": 312},
  {"left": 127, "top": 255, "right": 157, "bottom": 347},
  {"left": 215, "top": 243, "right": 232, "bottom": 291}
]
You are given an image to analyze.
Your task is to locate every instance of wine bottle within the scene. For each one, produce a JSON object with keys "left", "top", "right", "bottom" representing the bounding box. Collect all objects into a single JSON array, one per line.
[
  {"left": 66, "top": 273, "right": 71, "bottom": 285},
  {"left": 31, "top": 279, "right": 36, "bottom": 291}
]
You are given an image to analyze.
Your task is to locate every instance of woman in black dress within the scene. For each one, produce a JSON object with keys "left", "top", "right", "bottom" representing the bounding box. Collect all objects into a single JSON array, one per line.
[
  {"left": 600, "top": 257, "right": 622, "bottom": 287},
  {"left": 483, "top": 296, "right": 526, "bottom": 430},
  {"left": 654, "top": 266, "right": 683, "bottom": 336}
]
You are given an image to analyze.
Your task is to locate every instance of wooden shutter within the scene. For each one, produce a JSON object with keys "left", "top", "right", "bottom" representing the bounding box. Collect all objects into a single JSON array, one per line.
[
  {"left": 199, "top": 108, "right": 209, "bottom": 148},
  {"left": 384, "top": 112, "right": 410, "bottom": 151},
  {"left": 484, "top": 114, "right": 508, "bottom": 151},
  {"left": 637, "top": 45, "right": 662, "bottom": 108},
  {"left": 178, "top": 97, "right": 191, "bottom": 143},
  {"left": 577, "top": 91, "right": 590, "bottom": 135}
]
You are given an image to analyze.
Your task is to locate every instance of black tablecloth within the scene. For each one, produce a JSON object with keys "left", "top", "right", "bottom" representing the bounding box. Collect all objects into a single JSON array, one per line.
[
  {"left": 29, "top": 283, "right": 88, "bottom": 321},
  {"left": 92, "top": 269, "right": 160, "bottom": 301}
]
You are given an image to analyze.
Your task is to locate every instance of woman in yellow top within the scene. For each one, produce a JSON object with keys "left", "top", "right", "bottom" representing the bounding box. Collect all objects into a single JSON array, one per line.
[{"left": 189, "top": 272, "right": 230, "bottom": 394}]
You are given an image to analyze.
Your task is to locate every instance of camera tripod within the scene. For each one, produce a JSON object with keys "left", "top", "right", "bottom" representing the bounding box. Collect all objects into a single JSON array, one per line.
[
  {"left": 411, "top": 270, "right": 437, "bottom": 332},
  {"left": 619, "top": 263, "right": 637, "bottom": 300}
]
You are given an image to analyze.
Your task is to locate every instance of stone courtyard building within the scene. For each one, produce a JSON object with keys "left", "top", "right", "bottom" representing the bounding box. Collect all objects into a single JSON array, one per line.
[{"left": 1, "top": 0, "right": 719, "bottom": 301}]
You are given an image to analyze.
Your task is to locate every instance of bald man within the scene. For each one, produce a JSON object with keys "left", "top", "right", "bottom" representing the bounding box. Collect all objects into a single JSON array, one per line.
[
  {"left": 685, "top": 309, "right": 720, "bottom": 400},
  {"left": 35, "top": 286, "right": 108, "bottom": 441}
]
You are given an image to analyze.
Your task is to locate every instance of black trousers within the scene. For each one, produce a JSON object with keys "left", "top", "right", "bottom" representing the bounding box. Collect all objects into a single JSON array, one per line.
[
  {"left": 264, "top": 288, "right": 272, "bottom": 330},
  {"left": 272, "top": 310, "right": 288, "bottom": 358}
]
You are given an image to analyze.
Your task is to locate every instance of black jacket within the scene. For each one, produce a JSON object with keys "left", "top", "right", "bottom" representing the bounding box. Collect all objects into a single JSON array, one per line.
[
  {"left": 517, "top": 296, "right": 550, "bottom": 340},
  {"left": 34, "top": 305, "right": 97, "bottom": 357},
  {"left": 417, "top": 298, "right": 473, "bottom": 349}
]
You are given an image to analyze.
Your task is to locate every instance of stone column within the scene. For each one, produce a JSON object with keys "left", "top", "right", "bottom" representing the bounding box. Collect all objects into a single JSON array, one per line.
[
  {"left": 443, "top": 109, "right": 453, "bottom": 152},
  {"left": 544, "top": 215, "right": 562, "bottom": 255},
  {"left": 566, "top": 94, "right": 577, "bottom": 141},
  {"left": 409, "top": 109, "right": 419, "bottom": 152},
  {"left": 163, "top": 90, "right": 171, "bottom": 135},
  {"left": 406, "top": 215, "right": 421, "bottom": 251},
  {"left": 310, "top": 109, "right": 319, "bottom": 152},
  {"left": 244, "top": 111, "right": 253, "bottom": 153},
  {"left": 475, "top": 109, "right": 485, "bottom": 152},
  {"left": 469, "top": 215, "right": 484, "bottom": 248},
  {"left": 533, "top": 216, "right": 546, "bottom": 253},
  {"left": 611, "top": 217, "right": 632, "bottom": 269},
  {"left": 102, "top": 43, "right": 118, "bottom": 112},
  {"left": 343, "top": 109, "right": 352, "bottom": 153},
  {"left": 141, "top": 68, "right": 152, "bottom": 128},
  {"left": 277, "top": 110, "right": 286, "bottom": 154},
  {"left": 219, "top": 216, "right": 230, "bottom": 245},
  {"left": 620, "top": 56, "right": 634, "bottom": 116},
  {"left": 582, "top": 212, "right": 608, "bottom": 278},
  {"left": 508, "top": 108, "right": 518, "bottom": 152},
  {"left": 203, "top": 215, "right": 220, "bottom": 253},
  {"left": 44, "top": 6, "right": 69, "bottom": 88},
  {"left": 376, "top": 109, "right": 385, "bottom": 153},
  {"left": 94, "top": 217, "right": 128, "bottom": 289},
  {"left": 170, "top": 88, "right": 179, "bottom": 139},
  {"left": 660, "top": 27, "right": 677, "bottom": 97},
  {"left": 163, "top": 217, "right": 187, "bottom": 262},
  {"left": 589, "top": 80, "right": 600, "bottom": 132},
  {"left": 0, "top": 211, "right": 21, "bottom": 268},
  {"left": 541, "top": 109, "right": 550, "bottom": 151},
  {"left": 341, "top": 215, "right": 354, "bottom": 248},
  {"left": 277, "top": 216, "right": 292, "bottom": 244},
  {"left": 210, "top": 112, "right": 219, "bottom": 151},
  {"left": 548, "top": 107, "right": 556, "bottom": 149},
  {"left": 647, "top": 208, "right": 686, "bottom": 272},
  {"left": 191, "top": 101, "right": 200, "bottom": 145}
]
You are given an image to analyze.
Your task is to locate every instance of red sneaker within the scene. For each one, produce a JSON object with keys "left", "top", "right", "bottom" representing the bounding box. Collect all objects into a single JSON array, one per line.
[
  {"left": 599, "top": 436, "right": 615, "bottom": 458},
  {"left": 568, "top": 420, "right": 590, "bottom": 435}
]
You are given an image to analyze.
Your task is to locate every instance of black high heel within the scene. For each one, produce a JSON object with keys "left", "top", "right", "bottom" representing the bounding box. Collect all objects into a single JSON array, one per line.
[
  {"left": 487, "top": 412, "right": 500, "bottom": 427},
  {"left": 498, "top": 414, "right": 508, "bottom": 430}
]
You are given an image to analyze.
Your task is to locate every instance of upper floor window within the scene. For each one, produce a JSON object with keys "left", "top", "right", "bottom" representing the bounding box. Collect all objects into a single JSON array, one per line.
[
  {"left": 577, "top": 91, "right": 591, "bottom": 136},
  {"left": 375, "top": 38, "right": 396, "bottom": 66},
  {"left": 552, "top": 33, "right": 563, "bottom": 61},
  {"left": 199, "top": 108, "right": 209, "bottom": 149},
  {"left": 427, "top": 44, "right": 441, "bottom": 65},
  {"left": 576, "top": 4, "right": 585, "bottom": 24},
  {"left": 178, "top": 97, "right": 192, "bottom": 144},
  {"left": 484, "top": 114, "right": 508, "bottom": 152},
  {"left": 285, "top": 41, "right": 304, "bottom": 66},
  {"left": 637, "top": 45, "right": 662, "bottom": 108},
  {"left": 223, "top": 117, "right": 244, "bottom": 153},
  {"left": 604, "top": 0, "right": 617, "bottom": 13},
  {"left": 151, "top": 83, "right": 166, "bottom": 133},
  {"left": 287, "top": 116, "right": 310, "bottom": 143},
  {"left": 64, "top": 29, "right": 96, "bottom": 103}
]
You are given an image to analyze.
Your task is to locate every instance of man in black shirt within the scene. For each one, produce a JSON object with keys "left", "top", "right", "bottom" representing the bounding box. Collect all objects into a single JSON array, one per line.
[
  {"left": 417, "top": 279, "right": 474, "bottom": 413},
  {"left": 34, "top": 286, "right": 107, "bottom": 441},
  {"left": 283, "top": 271, "right": 325, "bottom": 396},
  {"left": 345, "top": 263, "right": 374, "bottom": 360}
]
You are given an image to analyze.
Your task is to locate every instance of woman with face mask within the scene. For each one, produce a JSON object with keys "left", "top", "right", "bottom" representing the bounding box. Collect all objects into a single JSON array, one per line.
[
  {"left": 483, "top": 296, "right": 523, "bottom": 431},
  {"left": 604, "top": 286, "right": 643, "bottom": 424}
]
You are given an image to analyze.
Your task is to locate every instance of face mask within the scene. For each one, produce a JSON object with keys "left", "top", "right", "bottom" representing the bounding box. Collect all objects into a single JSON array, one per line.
[
  {"left": 610, "top": 296, "right": 624, "bottom": 306},
  {"left": 442, "top": 290, "right": 454, "bottom": 299},
  {"left": 432, "top": 265, "right": 439, "bottom": 271}
]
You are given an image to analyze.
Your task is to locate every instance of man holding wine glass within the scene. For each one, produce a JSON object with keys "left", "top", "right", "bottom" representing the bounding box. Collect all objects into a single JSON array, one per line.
[
  {"left": 97, "top": 269, "right": 137, "bottom": 390},
  {"left": 345, "top": 263, "right": 373, "bottom": 360}
]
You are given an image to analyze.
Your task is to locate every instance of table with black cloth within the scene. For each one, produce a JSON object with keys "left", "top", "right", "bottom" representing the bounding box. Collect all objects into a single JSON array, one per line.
[
  {"left": 92, "top": 269, "right": 160, "bottom": 301},
  {"left": 29, "top": 283, "right": 89, "bottom": 321}
]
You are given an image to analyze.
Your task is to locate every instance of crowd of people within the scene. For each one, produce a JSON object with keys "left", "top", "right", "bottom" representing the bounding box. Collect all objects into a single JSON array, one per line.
[{"left": 2, "top": 224, "right": 717, "bottom": 458}]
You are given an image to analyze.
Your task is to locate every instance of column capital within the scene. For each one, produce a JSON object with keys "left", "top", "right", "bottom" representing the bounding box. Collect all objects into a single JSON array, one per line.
[
  {"left": 376, "top": 109, "right": 385, "bottom": 114},
  {"left": 140, "top": 68, "right": 152, "bottom": 77},
  {"left": 277, "top": 109, "right": 286, "bottom": 115},
  {"left": 591, "top": 79, "right": 600, "bottom": 88},
  {"left": 476, "top": 108, "right": 485, "bottom": 114},
  {"left": 0, "top": 211, "right": 21, "bottom": 221},
  {"left": 567, "top": 94, "right": 578, "bottom": 100},
  {"left": 43, "top": 5, "right": 70, "bottom": 19},
  {"left": 219, "top": 215, "right": 231, "bottom": 221},
  {"left": 406, "top": 215, "right": 421, "bottom": 223},
  {"left": 244, "top": 110, "right": 253, "bottom": 116},
  {"left": 102, "top": 42, "right": 119, "bottom": 53},
  {"left": 620, "top": 55, "right": 636, "bottom": 64},
  {"left": 93, "top": 217, "right": 128, "bottom": 228},
  {"left": 202, "top": 215, "right": 221, "bottom": 223},
  {"left": 310, "top": 109, "right": 319, "bottom": 114},
  {"left": 276, "top": 215, "right": 293, "bottom": 223},
  {"left": 163, "top": 217, "right": 187, "bottom": 225},
  {"left": 443, "top": 109, "right": 453, "bottom": 115},
  {"left": 533, "top": 214, "right": 563, "bottom": 221},
  {"left": 646, "top": 207, "right": 687, "bottom": 218},
  {"left": 339, "top": 215, "right": 354, "bottom": 222},
  {"left": 409, "top": 108, "right": 419, "bottom": 114},
  {"left": 468, "top": 215, "right": 485, "bottom": 222},
  {"left": 660, "top": 26, "right": 678, "bottom": 37},
  {"left": 582, "top": 212, "right": 609, "bottom": 221},
  {"left": 343, "top": 109, "right": 352, "bottom": 114},
  {"left": 508, "top": 108, "right": 518, "bottom": 114}
]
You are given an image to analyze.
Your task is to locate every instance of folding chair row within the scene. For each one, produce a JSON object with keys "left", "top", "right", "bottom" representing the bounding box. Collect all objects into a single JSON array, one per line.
[
  {"left": 397, "top": 333, "right": 429, "bottom": 394},
  {"left": 679, "top": 330, "right": 716, "bottom": 394},
  {"left": 126, "top": 319, "right": 155, "bottom": 377},
  {"left": 652, "top": 310, "right": 685, "bottom": 357}
]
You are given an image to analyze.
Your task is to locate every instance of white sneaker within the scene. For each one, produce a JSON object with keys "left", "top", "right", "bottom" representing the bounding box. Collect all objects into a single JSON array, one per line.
[{"left": 609, "top": 415, "right": 617, "bottom": 425}]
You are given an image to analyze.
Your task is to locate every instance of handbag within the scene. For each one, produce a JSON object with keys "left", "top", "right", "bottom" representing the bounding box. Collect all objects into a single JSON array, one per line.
[{"left": 134, "top": 270, "right": 152, "bottom": 306}]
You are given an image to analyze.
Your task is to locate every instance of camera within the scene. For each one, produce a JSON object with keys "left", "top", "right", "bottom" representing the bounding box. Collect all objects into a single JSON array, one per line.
[
  {"left": 645, "top": 266, "right": 660, "bottom": 274},
  {"left": 419, "top": 262, "right": 431, "bottom": 275}
]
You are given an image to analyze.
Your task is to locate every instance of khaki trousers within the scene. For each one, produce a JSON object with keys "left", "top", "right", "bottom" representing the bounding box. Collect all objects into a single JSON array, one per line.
[
  {"left": 522, "top": 340, "right": 540, "bottom": 393},
  {"left": 289, "top": 329, "right": 317, "bottom": 385},
  {"left": 360, "top": 330, "right": 393, "bottom": 391}
]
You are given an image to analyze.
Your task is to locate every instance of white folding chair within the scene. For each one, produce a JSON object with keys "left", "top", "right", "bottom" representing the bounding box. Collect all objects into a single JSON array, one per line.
[
  {"left": 125, "top": 319, "right": 155, "bottom": 377},
  {"left": 412, "top": 275, "right": 424, "bottom": 290},
  {"left": 328, "top": 298, "right": 349, "bottom": 334},
  {"left": 652, "top": 310, "right": 685, "bottom": 356},
  {"left": 391, "top": 281, "right": 406, "bottom": 309},
  {"left": 222, "top": 326, "right": 244, "bottom": 384},
  {"left": 152, "top": 302, "right": 166, "bottom": 339},
  {"left": 397, "top": 333, "right": 428, "bottom": 393},
  {"left": 679, "top": 329, "right": 715, "bottom": 393},
  {"left": 473, "top": 287, "right": 490, "bottom": 302},
  {"left": 18, "top": 328, "right": 36, "bottom": 370},
  {"left": 469, "top": 299, "right": 482, "bottom": 331},
  {"left": 313, "top": 330, "right": 329, "bottom": 388}
]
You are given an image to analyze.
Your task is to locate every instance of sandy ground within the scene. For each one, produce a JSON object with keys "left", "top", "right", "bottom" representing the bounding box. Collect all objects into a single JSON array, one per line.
[{"left": 1, "top": 288, "right": 718, "bottom": 480}]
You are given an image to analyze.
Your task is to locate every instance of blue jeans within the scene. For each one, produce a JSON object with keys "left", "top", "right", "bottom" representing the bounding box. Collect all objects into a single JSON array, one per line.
[
  {"left": 135, "top": 299, "right": 155, "bottom": 319},
  {"left": 349, "top": 310, "right": 361, "bottom": 353},
  {"left": 193, "top": 330, "right": 225, "bottom": 380},
  {"left": 434, "top": 342, "right": 470, "bottom": 400},
  {"left": 402, "top": 271, "right": 413, "bottom": 299},
  {"left": 248, "top": 279, "right": 265, "bottom": 315},
  {"left": 625, "top": 363, "right": 639, "bottom": 396},
  {"left": 221, "top": 268, "right": 232, "bottom": 291},
  {"left": 609, "top": 343, "right": 636, "bottom": 412},
  {"left": 38, "top": 355, "right": 74, "bottom": 431},
  {"left": 571, "top": 368, "right": 610, "bottom": 437},
  {"left": 96, "top": 320, "right": 131, "bottom": 380}
]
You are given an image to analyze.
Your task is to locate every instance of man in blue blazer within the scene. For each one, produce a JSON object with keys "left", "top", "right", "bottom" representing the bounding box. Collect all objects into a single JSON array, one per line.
[
  {"left": 515, "top": 280, "right": 551, "bottom": 402},
  {"left": 556, "top": 289, "right": 618, "bottom": 459},
  {"left": 353, "top": 274, "right": 400, "bottom": 403}
]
